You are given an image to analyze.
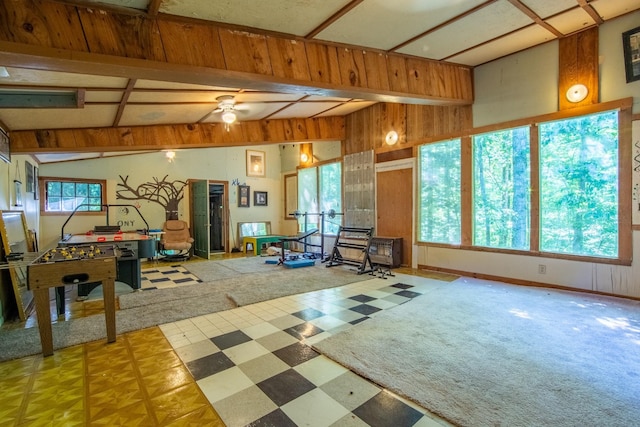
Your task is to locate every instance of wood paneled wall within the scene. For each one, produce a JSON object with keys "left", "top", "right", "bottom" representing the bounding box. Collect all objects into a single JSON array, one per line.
[
  {"left": 0, "top": 0, "right": 473, "bottom": 105},
  {"left": 344, "top": 103, "right": 473, "bottom": 155},
  {"left": 558, "top": 27, "right": 599, "bottom": 110}
]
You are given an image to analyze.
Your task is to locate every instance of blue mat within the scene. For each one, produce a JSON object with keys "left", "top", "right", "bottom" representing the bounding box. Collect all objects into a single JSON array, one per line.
[{"left": 283, "top": 259, "right": 315, "bottom": 268}]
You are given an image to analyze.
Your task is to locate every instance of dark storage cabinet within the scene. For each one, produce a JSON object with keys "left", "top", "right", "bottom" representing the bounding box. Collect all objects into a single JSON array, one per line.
[{"left": 369, "top": 237, "right": 402, "bottom": 268}]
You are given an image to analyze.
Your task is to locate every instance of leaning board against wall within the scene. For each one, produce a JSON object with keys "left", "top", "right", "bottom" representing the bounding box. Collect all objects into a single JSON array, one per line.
[{"left": 0, "top": 210, "right": 35, "bottom": 321}]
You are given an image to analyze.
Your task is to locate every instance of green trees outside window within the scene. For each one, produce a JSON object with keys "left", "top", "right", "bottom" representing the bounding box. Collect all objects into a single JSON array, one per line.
[
  {"left": 418, "top": 139, "right": 461, "bottom": 244},
  {"left": 473, "top": 127, "right": 530, "bottom": 249},
  {"left": 45, "top": 180, "right": 103, "bottom": 212},
  {"left": 539, "top": 111, "right": 618, "bottom": 258},
  {"left": 297, "top": 162, "right": 342, "bottom": 234},
  {"left": 418, "top": 109, "right": 620, "bottom": 261}
]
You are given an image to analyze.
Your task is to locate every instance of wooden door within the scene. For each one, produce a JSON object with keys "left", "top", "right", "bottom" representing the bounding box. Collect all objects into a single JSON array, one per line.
[
  {"left": 376, "top": 168, "right": 412, "bottom": 266},
  {"left": 190, "top": 180, "right": 210, "bottom": 259}
]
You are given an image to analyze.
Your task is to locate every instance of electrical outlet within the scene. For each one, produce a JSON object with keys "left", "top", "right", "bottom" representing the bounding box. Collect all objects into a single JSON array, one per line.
[{"left": 538, "top": 264, "right": 546, "bottom": 274}]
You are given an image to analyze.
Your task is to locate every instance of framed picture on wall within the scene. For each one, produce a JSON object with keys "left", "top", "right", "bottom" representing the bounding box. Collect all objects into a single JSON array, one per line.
[
  {"left": 238, "top": 185, "right": 250, "bottom": 207},
  {"left": 25, "top": 161, "right": 34, "bottom": 193},
  {"left": 246, "top": 150, "right": 265, "bottom": 177},
  {"left": 33, "top": 167, "right": 39, "bottom": 200},
  {"left": 254, "top": 191, "right": 268, "bottom": 206},
  {"left": 0, "top": 128, "right": 9, "bottom": 164},
  {"left": 622, "top": 25, "right": 640, "bottom": 83}
]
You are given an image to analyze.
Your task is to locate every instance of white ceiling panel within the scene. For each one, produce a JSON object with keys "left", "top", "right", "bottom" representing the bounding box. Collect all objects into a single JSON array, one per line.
[
  {"left": 35, "top": 153, "right": 102, "bottom": 163},
  {"left": 201, "top": 102, "right": 290, "bottom": 123},
  {"left": 159, "top": 0, "right": 348, "bottom": 37},
  {"left": 449, "top": 24, "right": 557, "bottom": 66},
  {"left": 397, "top": 0, "right": 534, "bottom": 60},
  {"left": 0, "top": 105, "right": 119, "bottom": 130},
  {"left": 0, "top": 67, "right": 128, "bottom": 88},
  {"left": 128, "top": 91, "right": 225, "bottom": 103},
  {"left": 545, "top": 8, "right": 597, "bottom": 36},
  {"left": 316, "top": 0, "right": 487, "bottom": 51},
  {"left": 119, "top": 103, "right": 217, "bottom": 126},
  {"left": 591, "top": 0, "right": 640, "bottom": 20},
  {"left": 520, "top": 0, "right": 577, "bottom": 19},
  {"left": 269, "top": 102, "right": 342, "bottom": 119},
  {"left": 315, "top": 101, "right": 377, "bottom": 117},
  {"left": 134, "top": 79, "right": 236, "bottom": 91},
  {"left": 85, "top": 91, "right": 124, "bottom": 103}
]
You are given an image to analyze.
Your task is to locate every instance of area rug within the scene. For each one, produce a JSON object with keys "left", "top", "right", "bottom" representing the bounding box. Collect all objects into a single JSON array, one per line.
[
  {"left": 313, "top": 277, "right": 640, "bottom": 427},
  {"left": 0, "top": 257, "right": 370, "bottom": 361}
]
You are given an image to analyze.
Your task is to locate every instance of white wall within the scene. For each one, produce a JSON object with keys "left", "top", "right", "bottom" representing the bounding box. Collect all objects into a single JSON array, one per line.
[
  {"left": 418, "top": 11, "right": 640, "bottom": 299},
  {"left": 39, "top": 145, "right": 283, "bottom": 251}
]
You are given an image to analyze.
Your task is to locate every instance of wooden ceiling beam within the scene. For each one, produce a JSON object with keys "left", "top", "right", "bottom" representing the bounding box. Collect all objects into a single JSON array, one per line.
[
  {"left": 0, "top": 0, "right": 473, "bottom": 106},
  {"left": 8, "top": 116, "right": 345, "bottom": 154}
]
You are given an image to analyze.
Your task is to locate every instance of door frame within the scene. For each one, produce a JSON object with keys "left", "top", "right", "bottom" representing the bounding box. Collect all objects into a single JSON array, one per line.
[
  {"left": 375, "top": 158, "right": 416, "bottom": 268},
  {"left": 189, "top": 179, "right": 229, "bottom": 256},
  {"left": 208, "top": 180, "right": 229, "bottom": 253}
]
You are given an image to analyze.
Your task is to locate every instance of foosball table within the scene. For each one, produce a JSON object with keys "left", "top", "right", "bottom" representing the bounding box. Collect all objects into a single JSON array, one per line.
[{"left": 27, "top": 244, "right": 119, "bottom": 356}]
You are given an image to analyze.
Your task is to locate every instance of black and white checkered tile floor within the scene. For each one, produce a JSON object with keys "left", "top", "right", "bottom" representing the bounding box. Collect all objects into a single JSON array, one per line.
[
  {"left": 160, "top": 274, "right": 452, "bottom": 427},
  {"left": 141, "top": 265, "right": 202, "bottom": 289}
]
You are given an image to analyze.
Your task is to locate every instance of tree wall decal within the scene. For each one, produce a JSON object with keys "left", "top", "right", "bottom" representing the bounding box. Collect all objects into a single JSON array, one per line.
[{"left": 116, "top": 175, "right": 187, "bottom": 220}]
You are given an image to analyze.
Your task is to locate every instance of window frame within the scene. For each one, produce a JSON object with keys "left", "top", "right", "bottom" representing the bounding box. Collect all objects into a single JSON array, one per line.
[
  {"left": 415, "top": 98, "right": 632, "bottom": 266},
  {"left": 297, "top": 158, "right": 343, "bottom": 235},
  {"left": 39, "top": 176, "right": 107, "bottom": 216}
]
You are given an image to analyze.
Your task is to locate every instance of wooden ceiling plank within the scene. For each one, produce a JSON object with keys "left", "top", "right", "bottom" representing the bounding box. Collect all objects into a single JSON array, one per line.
[
  {"left": 9, "top": 116, "right": 345, "bottom": 153},
  {"left": 77, "top": 7, "right": 166, "bottom": 61},
  {"left": 267, "top": 36, "right": 311, "bottom": 81},
  {"left": 157, "top": 20, "right": 226, "bottom": 69},
  {"left": 0, "top": 0, "right": 88, "bottom": 50},
  {"left": 576, "top": 0, "right": 604, "bottom": 25},
  {"left": 304, "top": 0, "right": 365, "bottom": 39},
  {"left": 113, "top": 78, "right": 136, "bottom": 127},
  {"left": 147, "top": 0, "right": 163, "bottom": 17},
  {"left": 506, "top": 0, "right": 563, "bottom": 38}
]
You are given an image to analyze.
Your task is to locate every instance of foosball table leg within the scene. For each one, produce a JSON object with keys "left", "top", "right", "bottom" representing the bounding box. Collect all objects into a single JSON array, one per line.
[
  {"left": 33, "top": 288, "right": 54, "bottom": 357},
  {"left": 103, "top": 278, "right": 116, "bottom": 343}
]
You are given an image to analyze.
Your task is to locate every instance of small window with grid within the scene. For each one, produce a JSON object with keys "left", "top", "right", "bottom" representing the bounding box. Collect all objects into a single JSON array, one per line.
[{"left": 40, "top": 177, "right": 106, "bottom": 214}]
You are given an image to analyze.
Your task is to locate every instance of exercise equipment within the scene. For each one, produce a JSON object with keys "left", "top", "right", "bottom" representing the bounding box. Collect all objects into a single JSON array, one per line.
[
  {"left": 325, "top": 225, "right": 375, "bottom": 275},
  {"left": 289, "top": 209, "right": 344, "bottom": 259}
]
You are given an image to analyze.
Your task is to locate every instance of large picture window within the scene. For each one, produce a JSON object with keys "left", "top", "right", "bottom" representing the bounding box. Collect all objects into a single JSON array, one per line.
[
  {"left": 418, "top": 139, "right": 461, "bottom": 244},
  {"left": 297, "top": 162, "right": 342, "bottom": 234},
  {"left": 539, "top": 111, "right": 618, "bottom": 258},
  {"left": 40, "top": 177, "right": 106, "bottom": 214},
  {"left": 473, "top": 127, "right": 530, "bottom": 250},
  {"left": 417, "top": 106, "right": 624, "bottom": 262}
]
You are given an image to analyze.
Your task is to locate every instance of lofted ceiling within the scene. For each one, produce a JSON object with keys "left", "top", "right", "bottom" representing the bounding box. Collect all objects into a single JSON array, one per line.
[{"left": 0, "top": 0, "right": 639, "bottom": 163}]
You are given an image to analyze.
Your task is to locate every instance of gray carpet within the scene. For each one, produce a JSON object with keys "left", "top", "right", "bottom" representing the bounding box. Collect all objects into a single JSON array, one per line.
[
  {"left": 0, "top": 257, "right": 369, "bottom": 361},
  {"left": 313, "top": 277, "right": 640, "bottom": 427}
]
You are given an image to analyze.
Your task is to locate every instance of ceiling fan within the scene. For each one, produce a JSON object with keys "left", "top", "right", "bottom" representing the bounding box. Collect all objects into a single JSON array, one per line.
[{"left": 211, "top": 95, "right": 249, "bottom": 131}]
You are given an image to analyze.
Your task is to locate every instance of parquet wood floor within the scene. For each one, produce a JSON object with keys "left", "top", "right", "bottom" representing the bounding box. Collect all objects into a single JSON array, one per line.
[{"left": 0, "top": 327, "right": 225, "bottom": 426}]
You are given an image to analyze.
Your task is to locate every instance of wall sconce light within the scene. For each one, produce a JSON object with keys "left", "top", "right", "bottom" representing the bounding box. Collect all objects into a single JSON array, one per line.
[
  {"left": 300, "top": 153, "right": 309, "bottom": 163},
  {"left": 385, "top": 130, "right": 399, "bottom": 146},
  {"left": 165, "top": 151, "right": 176, "bottom": 162},
  {"left": 566, "top": 84, "right": 588, "bottom": 103}
]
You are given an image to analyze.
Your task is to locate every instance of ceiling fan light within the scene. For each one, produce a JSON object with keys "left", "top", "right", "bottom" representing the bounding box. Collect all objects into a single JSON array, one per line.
[{"left": 222, "top": 110, "right": 236, "bottom": 124}]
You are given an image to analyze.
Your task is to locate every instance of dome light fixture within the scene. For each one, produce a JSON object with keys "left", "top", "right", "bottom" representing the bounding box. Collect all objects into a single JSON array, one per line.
[
  {"left": 385, "top": 130, "right": 399, "bottom": 145},
  {"left": 566, "top": 84, "right": 588, "bottom": 103},
  {"left": 221, "top": 110, "right": 236, "bottom": 124},
  {"left": 300, "top": 153, "right": 309, "bottom": 163},
  {"left": 165, "top": 150, "right": 176, "bottom": 162}
]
